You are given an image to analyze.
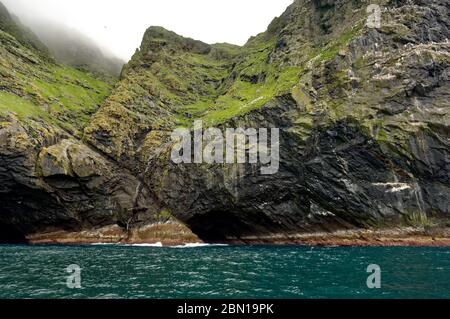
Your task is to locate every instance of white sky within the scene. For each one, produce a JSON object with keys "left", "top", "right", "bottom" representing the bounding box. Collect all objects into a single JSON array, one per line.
[{"left": 3, "top": 0, "right": 293, "bottom": 61}]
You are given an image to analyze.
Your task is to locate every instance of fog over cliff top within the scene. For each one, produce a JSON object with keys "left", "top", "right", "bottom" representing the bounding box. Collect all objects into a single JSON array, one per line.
[{"left": 2, "top": 0, "right": 293, "bottom": 61}]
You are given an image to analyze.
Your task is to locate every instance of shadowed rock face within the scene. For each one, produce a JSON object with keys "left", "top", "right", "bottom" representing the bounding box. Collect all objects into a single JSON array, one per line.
[
  {"left": 0, "top": 116, "right": 153, "bottom": 237},
  {"left": 0, "top": 0, "right": 449, "bottom": 242}
]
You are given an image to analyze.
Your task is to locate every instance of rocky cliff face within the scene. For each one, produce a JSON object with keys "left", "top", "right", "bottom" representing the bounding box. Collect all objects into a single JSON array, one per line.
[
  {"left": 1, "top": 0, "right": 449, "bottom": 243},
  {"left": 0, "top": 2, "right": 137, "bottom": 242}
]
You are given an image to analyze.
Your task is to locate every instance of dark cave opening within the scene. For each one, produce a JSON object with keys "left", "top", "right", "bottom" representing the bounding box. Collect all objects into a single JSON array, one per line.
[
  {"left": 188, "top": 211, "right": 253, "bottom": 242},
  {"left": 0, "top": 222, "right": 27, "bottom": 243},
  {"left": 187, "top": 209, "right": 282, "bottom": 242}
]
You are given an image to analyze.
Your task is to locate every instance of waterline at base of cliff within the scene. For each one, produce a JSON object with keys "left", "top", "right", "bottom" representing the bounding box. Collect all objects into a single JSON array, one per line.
[{"left": 23, "top": 223, "right": 450, "bottom": 247}]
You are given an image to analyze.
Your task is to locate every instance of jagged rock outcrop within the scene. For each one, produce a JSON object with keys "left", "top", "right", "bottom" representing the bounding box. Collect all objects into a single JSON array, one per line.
[
  {"left": 0, "top": 0, "right": 449, "bottom": 243},
  {"left": 85, "top": 0, "right": 450, "bottom": 241}
]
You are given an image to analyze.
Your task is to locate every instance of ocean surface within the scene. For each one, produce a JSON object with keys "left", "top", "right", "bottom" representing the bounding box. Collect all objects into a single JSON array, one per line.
[{"left": 0, "top": 244, "right": 449, "bottom": 299}]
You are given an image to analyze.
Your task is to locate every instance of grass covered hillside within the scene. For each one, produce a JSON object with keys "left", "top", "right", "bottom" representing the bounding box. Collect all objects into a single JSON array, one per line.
[{"left": 0, "top": 2, "right": 113, "bottom": 137}]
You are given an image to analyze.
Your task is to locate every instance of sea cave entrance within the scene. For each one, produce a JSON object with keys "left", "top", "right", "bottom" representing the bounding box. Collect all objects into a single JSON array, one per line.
[{"left": 0, "top": 222, "right": 27, "bottom": 243}]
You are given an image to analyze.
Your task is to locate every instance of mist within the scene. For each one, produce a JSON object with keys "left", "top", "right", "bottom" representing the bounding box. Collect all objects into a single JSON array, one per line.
[{"left": 2, "top": 0, "right": 293, "bottom": 62}]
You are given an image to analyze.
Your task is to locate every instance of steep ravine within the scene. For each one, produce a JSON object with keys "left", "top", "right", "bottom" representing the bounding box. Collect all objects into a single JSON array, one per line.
[{"left": 1, "top": 0, "right": 449, "bottom": 245}]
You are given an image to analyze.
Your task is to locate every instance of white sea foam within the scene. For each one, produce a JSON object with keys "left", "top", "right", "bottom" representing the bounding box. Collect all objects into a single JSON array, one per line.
[
  {"left": 170, "top": 243, "right": 229, "bottom": 248},
  {"left": 123, "top": 242, "right": 164, "bottom": 247},
  {"left": 91, "top": 242, "right": 164, "bottom": 247},
  {"left": 90, "top": 242, "right": 228, "bottom": 248}
]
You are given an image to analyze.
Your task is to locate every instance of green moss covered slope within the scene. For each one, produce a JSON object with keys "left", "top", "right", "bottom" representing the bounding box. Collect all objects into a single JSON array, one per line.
[{"left": 0, "top": 18, "right": 113, "bottom": 137}]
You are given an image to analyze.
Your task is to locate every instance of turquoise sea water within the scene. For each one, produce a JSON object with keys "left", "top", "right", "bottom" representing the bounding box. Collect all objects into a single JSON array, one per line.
[{"left": 0, "top": 244, "right": 449, "bottom": 299}]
